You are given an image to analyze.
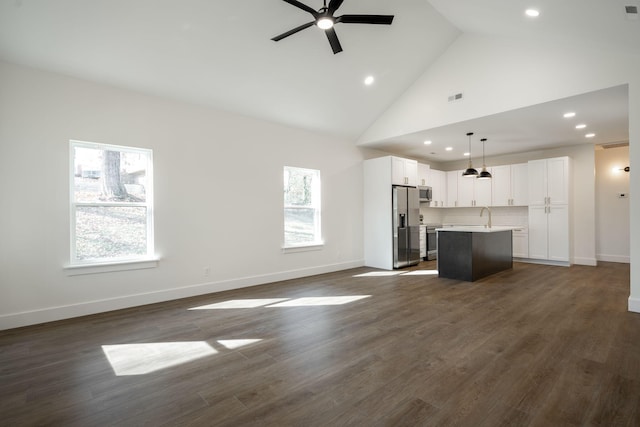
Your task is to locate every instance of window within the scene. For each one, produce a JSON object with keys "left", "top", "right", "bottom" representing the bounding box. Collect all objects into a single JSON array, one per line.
[
  {"left": 70, "top": 140, "right": 154, "bottom": 264},
  {"left": 283, "top": 166, "right": 322, "bottom": 248}
]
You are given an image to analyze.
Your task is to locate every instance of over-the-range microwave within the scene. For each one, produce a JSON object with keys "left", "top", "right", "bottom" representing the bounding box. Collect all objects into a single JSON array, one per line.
[{"left": 418, "top": 186, "right": 432, "bottom": 202}]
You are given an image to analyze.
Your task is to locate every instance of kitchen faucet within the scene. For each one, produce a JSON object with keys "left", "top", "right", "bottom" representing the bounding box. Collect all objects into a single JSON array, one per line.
[{"left": 480, "top": 206, "right": 492, "bottom": 228}]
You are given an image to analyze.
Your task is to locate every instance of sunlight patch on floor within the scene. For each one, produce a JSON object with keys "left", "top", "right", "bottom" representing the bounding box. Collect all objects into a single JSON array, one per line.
[
  {"left": 353, "top": 270, "right": 438, "bottom": 277},
  {"left": 189, "top": 296, "right": 371, "bottom": 310},
  {"left": 217, "top": 339, "right": 263, "bottom": 350},
  {"left": 352, "top": 271, "right": 402, "bottom": 277},
  {"left": 400, "top": 270, "right": 439, "bottom": 276},
  {"left": 189, "top": 298, "right": 289, "bottom": 310},
  {"left": 267, "top": 295, "right": 371, "bottom": 307},
  {"left": 102, "top": 342, "right": 217, "bottom": 376}
]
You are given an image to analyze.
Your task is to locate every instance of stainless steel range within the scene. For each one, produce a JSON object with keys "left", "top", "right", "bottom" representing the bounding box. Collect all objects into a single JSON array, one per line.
[{"left": 425, "top": 224, "right": 441, "bottom": 260}]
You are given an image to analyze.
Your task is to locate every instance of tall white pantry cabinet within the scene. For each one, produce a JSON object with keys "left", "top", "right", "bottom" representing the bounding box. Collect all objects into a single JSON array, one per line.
[{"left": 527, "top": 157, "right": 570, "bottom": 263}]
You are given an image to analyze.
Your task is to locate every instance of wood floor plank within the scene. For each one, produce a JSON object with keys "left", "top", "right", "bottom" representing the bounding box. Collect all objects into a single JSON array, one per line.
[{"left": 1, "top": 261, "right": 639, "bottom": 426}]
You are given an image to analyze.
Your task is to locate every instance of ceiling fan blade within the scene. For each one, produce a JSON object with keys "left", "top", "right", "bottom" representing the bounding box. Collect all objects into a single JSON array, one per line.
[
  {"left": 325, "top": 27, "right": 343, "bottom": 54},
  {"left": 271, "top": 21, "right": 315, "bottom": 41},
  {"left": 281, "top": 0, "right": 318, "bottom": 17},
  {"left": 327, "top": 0, "right": 344, "bottom": 14},
  {"left": 337, "top": 14, "right": 394, "bottom": 25}
]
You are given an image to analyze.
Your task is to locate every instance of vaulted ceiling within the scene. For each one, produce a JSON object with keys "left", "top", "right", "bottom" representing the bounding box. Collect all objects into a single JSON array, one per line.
[{"left": 0, "top": 0, "right": 636, "bottom": 160}]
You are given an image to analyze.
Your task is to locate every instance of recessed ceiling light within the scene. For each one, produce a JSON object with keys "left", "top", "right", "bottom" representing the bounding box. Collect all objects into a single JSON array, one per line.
[
  {"left": 563, "top": 112, "right": 576, "bottom": 118},
  {"left": 364, "top": 75, "right": 375, "bottom": 86},
  {"left": 575, "top": 124, "right": 587, "bottom": 129},
  {"left": 423, "top": 140, "right": 432, "bottom": 145},
  {"left": 525, "top": 9, "right": 540, "bottom": 17},
  {"left": 445, "top": 147, "right": 453, "bottom": 151},
  {"left": 585, "top": 133, "right": 596, "bottom": 138},
  {"left": 463, "top": 152, "right": 470, "bottom": 156}
]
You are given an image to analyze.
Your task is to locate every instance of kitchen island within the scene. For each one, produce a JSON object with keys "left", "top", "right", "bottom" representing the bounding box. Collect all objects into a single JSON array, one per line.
[{"left": 436, "top": 226, "right": 514, "bottom": 282}]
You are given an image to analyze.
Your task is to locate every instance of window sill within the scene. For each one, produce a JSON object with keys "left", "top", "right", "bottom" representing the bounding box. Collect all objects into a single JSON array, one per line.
[
  {"left": 282, "top": 243, "right": 324, "bottom": 254},
  {"left": 64, "top": 258, "right": 159, "bottom": 276}
]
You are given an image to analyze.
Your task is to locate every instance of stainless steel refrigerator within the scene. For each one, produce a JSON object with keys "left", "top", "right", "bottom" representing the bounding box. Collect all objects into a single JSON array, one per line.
[{"left": 393, "top": 186, "right": 421, "bottom": 268}]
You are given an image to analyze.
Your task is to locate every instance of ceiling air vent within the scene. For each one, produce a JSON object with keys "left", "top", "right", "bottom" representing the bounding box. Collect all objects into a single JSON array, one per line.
[
  {"left": 625, "top": 5, "right": 638, "bottom": 20},
  {"left": 448, "top": 92, "right": 464, "bottom": 102}
]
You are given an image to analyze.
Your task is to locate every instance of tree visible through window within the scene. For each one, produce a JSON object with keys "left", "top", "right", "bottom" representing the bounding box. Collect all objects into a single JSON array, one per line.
[
  {"left": 70, "top": 141, "right": 153, "bottom": 263},
  {"left": 283, "top": 166, "right": 321, "bottom": 247}
]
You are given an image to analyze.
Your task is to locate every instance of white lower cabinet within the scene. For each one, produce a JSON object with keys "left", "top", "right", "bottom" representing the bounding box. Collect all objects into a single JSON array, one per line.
[{"left": 512, "top": 228, "right": 529, "bottom": 258}]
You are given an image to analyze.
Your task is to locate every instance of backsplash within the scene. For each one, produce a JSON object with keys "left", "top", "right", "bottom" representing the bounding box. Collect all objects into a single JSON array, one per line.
[
  {"left": 444, "top": 206, "right": 528, "bottom": 227},
  {"left": 420, "top": 206, "right": 528, "bottom": 227}
]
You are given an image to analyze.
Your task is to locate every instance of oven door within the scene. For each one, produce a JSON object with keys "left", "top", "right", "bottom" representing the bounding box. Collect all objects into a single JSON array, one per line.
[{"left": 426, "top": 227, "right": 438, "bottom": 260}]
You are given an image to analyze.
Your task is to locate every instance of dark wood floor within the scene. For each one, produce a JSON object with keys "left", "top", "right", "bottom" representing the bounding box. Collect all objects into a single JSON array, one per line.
[{"left": 1, "top": 261, "right": 639, "bottom": 426}]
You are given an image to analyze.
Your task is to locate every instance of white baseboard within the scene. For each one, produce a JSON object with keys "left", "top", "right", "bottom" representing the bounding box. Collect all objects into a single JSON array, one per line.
[
  {"left": 514, "top": 258, "right": 570, "bottom": 267},
  {"left": 597, "top": 254, "right": 630, "bottom": 264},
  {"left": 629, "top": 297, "right": 640, "bottom": 313},
  {"left": 0, "top": 259, "right": 365, "bottom": 331},
  {"left": 573, "top": 257, "right": 598, "bottom": 266}
]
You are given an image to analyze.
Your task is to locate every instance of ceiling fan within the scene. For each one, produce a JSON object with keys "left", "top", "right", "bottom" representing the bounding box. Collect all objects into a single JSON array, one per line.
[{"left": 271, "top": 0, "right": 394, "bottom": 54}]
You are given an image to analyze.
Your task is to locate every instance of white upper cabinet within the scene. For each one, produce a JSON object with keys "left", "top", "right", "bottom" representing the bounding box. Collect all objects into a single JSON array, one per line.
[
  {"left": 491, "top": 165, "right": 511, "bottom": 206},
  {"left": 546, "top": 157, "right": 569, "bottom": 205},
  {"left": 391, "top": 156, "right": 418, "bottom": 186},
  {"left": 492, "top": 163, "right": 528, "bottom": 206},
  {"left": 429, "top": 169, "right": 446, "bottom": 207},
  {"left": 457, "top": 173, "right": 474, "bottom": 207},
  {"left": 475, "top": 176, "right": 492, "bottom": 206},
  {"left": 528, "top": 157, "right": 569, "bottom": 206},
  {"left": 446, "top": 170, "right": 459, "bottom": 207},
  {"left": 417, "top": 163, "right": 430, "bottom": 187},
  {"left": 510, "top": 163, "right": 529, "bottom": 206},
  {"left": 457, "top": 172, "right": 491, "bottom": 207}
]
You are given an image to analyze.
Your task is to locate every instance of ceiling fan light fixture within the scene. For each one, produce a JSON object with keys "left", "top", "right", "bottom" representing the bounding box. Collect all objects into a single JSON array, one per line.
[{"left": 317, "top": 16, "right": 335, "bottom": 29}]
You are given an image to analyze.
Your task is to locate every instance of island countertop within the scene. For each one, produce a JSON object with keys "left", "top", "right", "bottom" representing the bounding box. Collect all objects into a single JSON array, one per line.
[{"left": 436, "top": 225, "right": 523, "bottom": 233}]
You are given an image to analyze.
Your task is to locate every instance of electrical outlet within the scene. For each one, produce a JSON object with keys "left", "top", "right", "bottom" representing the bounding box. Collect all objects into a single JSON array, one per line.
[{"left": 204, "top": 267, "right": 210, "bottom": 277}]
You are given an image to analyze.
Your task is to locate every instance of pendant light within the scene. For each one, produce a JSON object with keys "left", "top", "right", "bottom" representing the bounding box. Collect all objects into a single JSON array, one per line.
[
  {"left": 477, "top": 138, "right": 492, "bottom": 180},
  {"left": 462, "top": 132, "right": 479, "bottom": 178}
]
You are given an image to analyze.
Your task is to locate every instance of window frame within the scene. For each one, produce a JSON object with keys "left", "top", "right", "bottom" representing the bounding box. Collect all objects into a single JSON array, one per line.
[
  {"left": 283, "top": 166, "right": 323, "bottom": 250},
  {"left": 69, "top": 140, "right": 155, "bottom": 267}
]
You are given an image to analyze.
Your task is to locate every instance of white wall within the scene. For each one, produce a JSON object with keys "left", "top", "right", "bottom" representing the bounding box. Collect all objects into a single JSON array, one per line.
[
  {"left": 0, "top": 61, "right": 365, "bottom": 330},
  {"left": 359, "top": 33, "right": 640, "bottom": 311},
  {"left": 595, "top": 146, "right": 630, "bottom": 263}
]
